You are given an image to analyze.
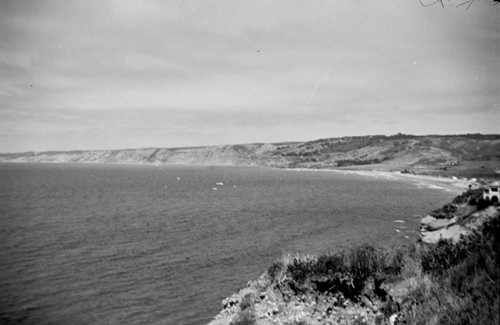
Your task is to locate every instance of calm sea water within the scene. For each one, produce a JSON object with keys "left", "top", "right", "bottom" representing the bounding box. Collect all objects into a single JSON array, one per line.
[{"left": 0, "top": 163, "right": 456, "bottom": 325}]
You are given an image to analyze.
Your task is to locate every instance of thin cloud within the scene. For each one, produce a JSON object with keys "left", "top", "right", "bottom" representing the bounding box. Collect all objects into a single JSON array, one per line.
[{"left": 0, "top": 0, "right": 498, "bottom": 151}]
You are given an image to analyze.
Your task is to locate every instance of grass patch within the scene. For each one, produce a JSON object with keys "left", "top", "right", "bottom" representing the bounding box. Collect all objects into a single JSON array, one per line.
[
  {"left": 271, "top": 244, "right": 411, "bottom": 302},
  {"left": 400, "top": 214, "right": 500, "bottom": 324}
]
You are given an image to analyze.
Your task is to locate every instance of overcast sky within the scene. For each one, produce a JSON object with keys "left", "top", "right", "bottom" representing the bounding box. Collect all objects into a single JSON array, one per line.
[{"left": 0, "top": 0, "right": 498, "bottom": 152}]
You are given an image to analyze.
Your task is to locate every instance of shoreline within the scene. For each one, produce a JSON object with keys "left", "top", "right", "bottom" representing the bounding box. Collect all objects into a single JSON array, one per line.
[
  {"left": 1, "top": 160, "right": 472, "bottom": 194},
  {"left": 282, "top": 167, "right": 471, "bottom": 194}
]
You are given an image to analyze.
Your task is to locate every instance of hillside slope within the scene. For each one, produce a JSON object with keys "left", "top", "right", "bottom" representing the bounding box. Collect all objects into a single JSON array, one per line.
[{"left": 1, "top": 134, "right": 499, "bottom": 178}]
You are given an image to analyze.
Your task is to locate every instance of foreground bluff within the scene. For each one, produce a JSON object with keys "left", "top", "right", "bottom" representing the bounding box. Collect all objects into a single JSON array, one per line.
[{"left": 208, "top": 187, "right": 499, "bottom": 325}]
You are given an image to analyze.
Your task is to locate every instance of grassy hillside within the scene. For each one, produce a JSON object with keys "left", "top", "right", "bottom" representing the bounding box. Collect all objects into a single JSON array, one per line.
[{"left": 1, "top": 134, "right": 499, "bottom": 178}]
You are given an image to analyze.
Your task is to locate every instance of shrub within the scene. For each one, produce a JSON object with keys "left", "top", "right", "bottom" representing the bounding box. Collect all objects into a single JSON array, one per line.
[
  {"left": 284, "top": 244, "right": 409, "bottom": 300},
  {"left": 287, "top": 258, "right": 312, "bottom": 284},
  {"left": 349, "top": 244, "right": 386, "bottom": 277},
  {"left": 397, "top": 278, "right": 443, "bottom": 325},
  {"left": 402, "top": 215, "right": 500, "bottom": 324},
  {"left": 285, "top": 251, "right": 351, "bottom": 296},
  {"left": 430, "top": 203, "right": 457, "bottom": 219},
  {"left": 385, "top": 245, "right": 411, "bottom": 276},
  {"left": 420, "top": 239, "right": 469, "bottom": 274},
  {"left": 452, "top": 188, "right": 483, "bottom": 205},
  {"left": 476, "top": 197, "right": 495, "bottom": 210},
  {"left": 452, "top": 188, "right": 496, "bottom": 210},
  {"left": 313, "top": 252, "right": 348, "bottom": 275}
]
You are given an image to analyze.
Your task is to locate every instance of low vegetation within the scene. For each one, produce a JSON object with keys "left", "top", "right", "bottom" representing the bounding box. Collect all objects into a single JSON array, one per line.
[
  {"left": 429, "top": 187, "right": 496, "bottom": 219},
  {"left": 268, "top": 244, "right": 408, "bottom": 302},
  {"left": 403, "top": 215, "right": 499, "bottom": 324}
]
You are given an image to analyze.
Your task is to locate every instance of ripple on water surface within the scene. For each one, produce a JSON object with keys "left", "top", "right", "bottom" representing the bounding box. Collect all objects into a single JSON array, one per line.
[{"left": 0, "top": 164, "right": 456, "bottom": 324}]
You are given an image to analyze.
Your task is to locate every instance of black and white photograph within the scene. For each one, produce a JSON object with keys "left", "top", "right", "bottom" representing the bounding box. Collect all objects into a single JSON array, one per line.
[{"left": 0, "top": 1, "right": 499, "bottom": 324}]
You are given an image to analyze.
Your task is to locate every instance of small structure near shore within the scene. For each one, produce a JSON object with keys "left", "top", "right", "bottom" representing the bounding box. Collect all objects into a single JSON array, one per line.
[{"left": 483, "top": 183, "right": 500, "bottom": 203}]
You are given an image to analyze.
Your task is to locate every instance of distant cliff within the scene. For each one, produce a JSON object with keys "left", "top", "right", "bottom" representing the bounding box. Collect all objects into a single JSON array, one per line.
[{"left": 2, "top": 134, "right": 500, "bottom": 178}]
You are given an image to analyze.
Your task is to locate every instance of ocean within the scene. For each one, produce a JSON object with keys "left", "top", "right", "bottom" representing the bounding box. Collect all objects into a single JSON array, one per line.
[{"left": 0, "top": 163, "right": 457, "bottom": 325}]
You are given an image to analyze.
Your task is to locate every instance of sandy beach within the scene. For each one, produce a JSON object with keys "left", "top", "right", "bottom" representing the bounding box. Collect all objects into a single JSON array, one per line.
[{"left": 284, "top": 167, "right": 471, "bottom": 195}]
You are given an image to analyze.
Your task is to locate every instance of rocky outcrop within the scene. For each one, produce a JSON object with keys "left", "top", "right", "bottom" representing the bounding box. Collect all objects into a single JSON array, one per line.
[
  {"left": 208, "top": 272, "right": 392, "bottom": 325},
  {"left": 420, "top": 186, "right": 500, "bottom": 243},
  {"left": 420, "top": 206, "right": 499, "bottom": 243}
]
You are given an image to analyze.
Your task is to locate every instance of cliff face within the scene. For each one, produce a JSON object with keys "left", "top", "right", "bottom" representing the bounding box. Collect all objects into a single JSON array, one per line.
[
  {"left": 0, "top": 145, "right": 274, "bottom": 166},
  {"left": 420, "top": 186, "right": 500, "bottom": 243},
  {"left": 1, "top": 134, "right": 500, "bottom": 178}
]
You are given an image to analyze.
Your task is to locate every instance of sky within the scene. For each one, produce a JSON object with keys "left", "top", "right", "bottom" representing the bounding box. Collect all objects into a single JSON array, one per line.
[{"left": 0, "top": 0, "right": 499, "bottom": 152}]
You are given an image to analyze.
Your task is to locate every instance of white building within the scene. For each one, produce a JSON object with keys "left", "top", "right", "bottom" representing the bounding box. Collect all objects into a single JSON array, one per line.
[{"left": 483, "top": 183, "right": 500, "bottom": 203}]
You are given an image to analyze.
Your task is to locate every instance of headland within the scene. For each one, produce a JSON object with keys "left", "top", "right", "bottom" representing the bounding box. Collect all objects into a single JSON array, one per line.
[{"left": 1, "top": 134, "right": 499, "bottom": 182}]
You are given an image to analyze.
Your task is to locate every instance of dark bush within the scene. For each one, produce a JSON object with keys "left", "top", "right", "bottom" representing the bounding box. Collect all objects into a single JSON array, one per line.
[
  {"left": 430, "top": 204, "right": 457, "bottom": 219},
  {"left": 476, "top": 198, "right": 495, "bottom": 210},
  {"left": 420, "top": 239, "right": 469, "bottom": 274},
  {"left": 287, "top": 258, "right": 316, "bottom": 285},
  {"left": 444, "top": 216, "right": 500, "bottom": 325},
  {"left": 335, "top": 158, "right": 382, "bottom": 167},
  {"left": 285, "top": 244, "right": 406, "bottom": 300},
  {"left": 452, "top": 188, "right": 483, "bottom": 205},
  {"left": 384, "top": 245, "right": 411, "bottom": 276},
  {"left": 405, "top": 215, "right": 500, "bottom": 324},
  {"left": 314, "top": 253, "right": 348, "bottom": 275},
  {"left": 348, "top": 244, "right": 384, "bottom": 291},
  {"left": 452, "top": 188, "right": 496, "bottom": 210},
  {"left": 286, "top": 253, "right": 352, "bottom": 297}
]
